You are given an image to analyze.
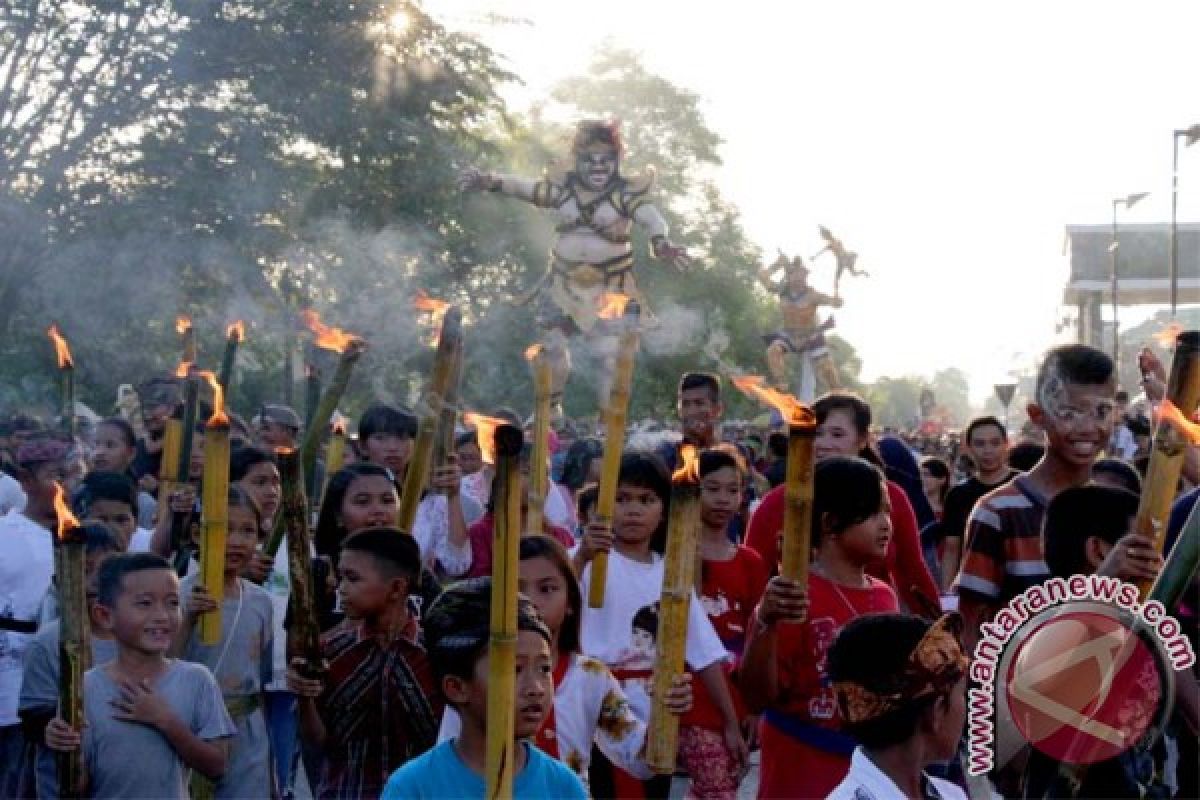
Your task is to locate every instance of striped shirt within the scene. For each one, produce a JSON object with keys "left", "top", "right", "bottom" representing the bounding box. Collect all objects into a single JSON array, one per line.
[{"left": 954, "top": 475, "right": 1050, "bottom": 604}]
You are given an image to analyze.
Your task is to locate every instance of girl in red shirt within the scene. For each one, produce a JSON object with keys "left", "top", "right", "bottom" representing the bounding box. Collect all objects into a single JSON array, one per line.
[
  {"left": 739, "top": 456, "right": 900, "bottom": 799},
  {"left": 744, "top": 391, "right": 940, "bottom": 617}
]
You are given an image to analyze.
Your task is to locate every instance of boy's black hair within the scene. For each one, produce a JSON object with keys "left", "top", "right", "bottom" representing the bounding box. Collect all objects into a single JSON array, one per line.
[
  {"left": 1091, "top": 458, "right": 1143, "bottom": 495},
  {"left": 341, "top": 527, "right": 421, "bottom": 581},
  {"left": 423, "top": 577, "right": 551, "bottom": 686},
  {"left": 74, "top": 471, "right": 138, "bottom": 518},
  {"left": 97, "top": 417, "right": 137, "bottom": 448},
  {"left": 1043, "top": 485, "right": 1138, "bottom": 577},
  {"left": 230, "top": 445, "right": 276, "bottom": 483},
  {"left": 618, "top": 451, "right": 671, "bottom": 554},
  {"left": 357, "top": 403, "right": 418, "bottom": 441},
  {"left": 812, "top": 456, "right": 885, "bottom": 546},
  {"left": 520, "top": 535, "right": 582, "bottom": 654},
  {"left": 699, "top": 445, "right": 745, "bottom": 480},
  {"left": 678, "top": 372, "right": 721, "bottom": 403},
  {"left": 1035, "top": 344, "right": 1115, "bottom": 405},
  {"left": 96, "top": 552, "right": 174, "bottom": 607},
  {"left": 1007, "top": 442, "right": 1045, "bottom": 472},
  {"left": 454, "top": 430, "right": 479, "bottom": 450},
  {"left": 827, "top": 613, "right": 942, "bottom": 748},
  {"left": 81, "top": 522, "right": 122, "bottom": 555},
  {"left": 559, "top": 437, "right": 604, "bottom": 491},
  {"left": 964, "top": 416, "right": 1007, "bottom": 445},
  {"left": 576, "top": 484, "right": 599, "bottom": 519},
  {"left": 767, "top": 432, "right": 789, "bottom": 460},
  {"left": 632, "top": 602, "right": 659, "bottom": 636}
]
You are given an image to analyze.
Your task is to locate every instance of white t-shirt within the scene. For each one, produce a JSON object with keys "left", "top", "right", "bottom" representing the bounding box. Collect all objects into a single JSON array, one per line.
[
  {"left": 0, "top": 511, "right": 54, "bottom": 725},
  {"left": 412, "top": 494, "right": 473, "bottom": 578},
  {"left": 127, "top": 527, "right": 155, "bottom": 552},
  {"left": 0, "top": 473, "right": 26, "bottom": 515},
  {"left": 263, "top": 538, "right": 292, "bottom": 691},
  {"left": 577, "top": 549, "right": 727, "bottom": 722},
  {"left": 827, "top": 747, "right": 968, "bottom": 800}
]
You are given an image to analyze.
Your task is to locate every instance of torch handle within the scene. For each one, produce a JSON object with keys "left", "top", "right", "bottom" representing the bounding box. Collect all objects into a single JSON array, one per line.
[
  {"left": 781, "top": 425, "right": 817, "bottom": 585},
  {"left": 526, "top": 354, "right": 553, "bottom": 536},
  {"left": 299, "top": 344, "right": 365, "bottom": 501},
  {"left": 278, "top": 449, "right": 324, "bottom": 672},
  {"left": 57, "top": 535, "right": 88, "bottom": 799}
]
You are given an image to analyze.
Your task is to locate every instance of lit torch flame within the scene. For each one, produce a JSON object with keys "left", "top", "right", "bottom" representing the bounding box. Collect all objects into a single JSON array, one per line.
[
  {"left": 331, "top": 414, "right": 347, "bottom": 436},
  {"left": 275, "top": 446, "right": 294, "bottom": 457},
  {"left": 596, "top": 292, "right": 631, "bottom": 321},
  {"left": 175, "top": 360, "right": 193, "bottom": 379},
  {"left": 52, "top": 483, "right": 81, "bottom": 540},
  {"left": 464, "top": 411, "right": 507, "bottom": 464},
  {"left": 46, "top": 324, "right": 74, "bottom": 369},
  {"left": 226, "top": 320, "right": 246, "bottom": 342},
  {"left": 176, "top": 315, "right": 192, "bottom": 336},
  {"left": 731, "top": 374, "right": 817, "bottom": 428},
  {"left": 413, "top": 290, "right": 451, "bottom": 347},
  {"left": 524, "top": 344, "right": 543, "bottom": 362},
  {"left": 1157, "top": 399, "right": 1200, "bottom": 445},
  {"left": 1153, "top": 322, "right": 1184, "bottom": 349},
  {"left": 196, "top": 370, "right": 227, "bottom": 425},
  {"left": 672, "top": 444, "right": 700, "bottom": 484},
  {"left": 301, "top": 310, "right": 361, "bottom": 354}
]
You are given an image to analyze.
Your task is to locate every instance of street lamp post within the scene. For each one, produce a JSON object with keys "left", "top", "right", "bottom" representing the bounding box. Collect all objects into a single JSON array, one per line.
[
  {"left": 1170, "top": 125, "right": 1200, "bottom": 317},
  {"left": 1110, "top": 192, "right": 1149, "bottom": 378}
]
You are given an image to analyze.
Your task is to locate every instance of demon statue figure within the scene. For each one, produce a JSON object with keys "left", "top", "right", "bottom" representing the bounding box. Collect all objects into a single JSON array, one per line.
[
  {"left": 759, "top": 251, "right": 842, "bottom": 402},
  {"left": 459, "top": 119, "right": 688, "bottom": 413}
]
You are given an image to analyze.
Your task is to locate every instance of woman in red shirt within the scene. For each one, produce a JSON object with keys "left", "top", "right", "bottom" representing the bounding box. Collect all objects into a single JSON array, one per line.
[{"left": 744, "top": 391, "right": 940, "bottom": 617}]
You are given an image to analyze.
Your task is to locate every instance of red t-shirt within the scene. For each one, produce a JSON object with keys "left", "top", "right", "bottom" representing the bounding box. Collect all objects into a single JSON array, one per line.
[
  {"left": 755, "top": 573, "right": 898, "bottom": 799},
  {"left": 684, "top": 545, "right": 770, "bottom": 730},
  {"left": 465, "top": 513, "right": 575, "bottom": 579},
  {"left": 744, "top": 480, "right": 940, "bottom": 616}
]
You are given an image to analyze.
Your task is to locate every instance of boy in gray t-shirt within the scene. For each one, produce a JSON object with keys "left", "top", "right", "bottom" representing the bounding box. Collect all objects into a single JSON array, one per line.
[{"left": 44, "top": 553, "right": 235, "bottom": 798}]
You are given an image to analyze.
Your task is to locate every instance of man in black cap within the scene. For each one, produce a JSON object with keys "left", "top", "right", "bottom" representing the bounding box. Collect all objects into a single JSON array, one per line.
[{"left": 255, "top": 404, "right": 303, "bottom": 451}]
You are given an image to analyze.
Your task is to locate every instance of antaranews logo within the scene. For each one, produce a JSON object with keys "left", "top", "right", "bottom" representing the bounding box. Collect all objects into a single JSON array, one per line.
[{"left": 966, "top": 575, "right": 1195, "bottom": 775}]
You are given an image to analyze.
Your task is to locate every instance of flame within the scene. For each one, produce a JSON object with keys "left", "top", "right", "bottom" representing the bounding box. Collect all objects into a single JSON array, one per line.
[
  {"left": 275, "top": 446, "right": 294, "bottom": 457},
  {"left": 46, "top": 324, "right": 74, "bottom": 369},
  {"left": 1153, "top": 322, "right": 1184, "bottom": 348},
  {"left": 175, "top": 360, "right": 192, "bottom": 379},
  {"left": 464, "top": 411, "right": 506, "bottom": 464},
  {"left": 731, "top": 374, "right": 816, "bottom": 427},
  {"left": 596, "top": 292, "right": 631, "bottom": 320},
  {"left": 52, "top": 483, "right": 80, "bottom": 540},
  {"left": 672, "top": 444, "right": 700, "bottom": 484},
  {"left": 175, "top": 315, "right": 192, "bottom": 336},
  {"left": 524, "top": 344, "right": 543, "bottom": 362},
  {"left": 1158, "top": 399, "right": 1200, "bottom": 445},
  {"left": 226, "top": 320, "right": 246, "bottom": 342},
  {"left": 413, "top": 290, "right": 451, "bottom": 347},
  {"left": 332, "top": 416, "right": 347, "bottom": 436},
  {"left": 196, "top": 370, "right": 227, "bottom": 424},
  {"left": 301, "top": 309, "right": 361, "bottom": 353}
]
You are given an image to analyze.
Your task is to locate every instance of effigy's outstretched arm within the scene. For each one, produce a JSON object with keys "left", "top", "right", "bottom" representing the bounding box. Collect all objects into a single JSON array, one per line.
[
  {"left": 458, "top": 167, "right": 563, "bottom": 208},
  {"left": 632, "top": 203, "right": 689, "bottom": 268}
]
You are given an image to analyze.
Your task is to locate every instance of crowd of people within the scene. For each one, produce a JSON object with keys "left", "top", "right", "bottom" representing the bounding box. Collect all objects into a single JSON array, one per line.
[{"left": 0, "top": 339, "right": 1196, "bottom": 799}]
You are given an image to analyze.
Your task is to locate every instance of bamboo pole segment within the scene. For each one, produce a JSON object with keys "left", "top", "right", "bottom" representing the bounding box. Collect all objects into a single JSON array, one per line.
[
  {"left": 298, "top": 338, "right": 366, "bottom": 507},
  {"left": 52, "top": 485, "right": 86, "bottom": 799},
  {"left": 277, "top": 447, "right": 325, "bottom": 676},
  {"left": 1135, "top": 330, "right": 1200, "bottom": 598},
  {"left": 398, "top": 306, "right": 462, "bottom": 534},
  {"left": 319, "top": 416, "right": 347, "bottom": 507},
  {"left": 217, "top": 321, "right": 245, "bottom": 398},
  {"left": 1149, "top": 498, "right": 1200, "bottom": 613},
  {"left": 47, "top": 325, "right": 75, "bottom": 437},
  {"left": 525, "top": 345, "right": 553, "bottom": 536},
  {"left": 198, "top": 373, "right": 230, "bottom": 645},
  {"left": 646, "top": 445, "right": 701, "bottom": 773},
  {"left": 485, "top": 424, "right": 524, "bottom": 800},
  {"left": 588, "top": 300, "right": 641, "bottom": 608},
  {"left": 782, "top": 422, "right": 818, "bottom": 584},
  {"left": 432, "top": 337, "right": 464, "bottom": 472}
]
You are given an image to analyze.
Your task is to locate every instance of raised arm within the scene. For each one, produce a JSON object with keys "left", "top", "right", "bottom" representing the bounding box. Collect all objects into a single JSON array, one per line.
[
  {"left": 631, "top": 203, "right": 690, "bottom": 268},
  {"left": 458, "top": 167, "right": 562, "bottom": 207}
]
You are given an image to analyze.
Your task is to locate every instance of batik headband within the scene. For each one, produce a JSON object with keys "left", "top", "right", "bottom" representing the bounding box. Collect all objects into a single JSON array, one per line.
[{"left": 834, "top": 612, "right": 969, "bottom": 725}]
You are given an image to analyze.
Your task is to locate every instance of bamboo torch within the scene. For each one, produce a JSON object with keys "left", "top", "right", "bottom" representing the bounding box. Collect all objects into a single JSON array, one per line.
[
  {"left": 646, "top": 445, "right": 701, "bottom": 773},
  {"left": 1149, "top": 497, "right": 1200, "bottom": 613},
  {"left": 47, "top": 325, "right": 76, "bottom": 438},
  {"left": 398, "top": 301, "right": 461, "bottom": 534},
  {"left": 1134, "top": 330, "right": 1200, "bottom": 598},
  {"left": 217, "top": 321, "right": 245, "bottom": 398},
  {"left": 732, "top": 376, "right": 818, "bottom": 583},
  {"left": 319, "top": 414, "right": 348, "bottom": 507},
  {"left": 296, "top": 311, "right": 366, "bottom": 507},
  {"left": 485, "top": 423, "right": 524, "bottom": 800},
  {"left": 304, "top": 362, "right": 321, "bottom": 432},
  {"left": 277, "top": 447, "right": 326, "bottom": 676},
  {"left": 589, "top": 295, "right": 641, "bottom": 608},
  {"left": 156, "top": 401, "right": 184, "bottom": 522},
  {"left": 52, "top": 484, "right": 87, "bottom": 799},
  {"left": 177, "top": 315, "right": 197, "bottom": 365},
  {"left": 525, "top": 344, "right": 553, "bottom": 536},
  {"left": 432, "top": 334, "right": 465, "bottom": 473},
  {"left": 197, "top": 372, "right": 230, "bottom": 645},
  {"left": 167, "top": 360, "right": 198, "bottom": 575}
]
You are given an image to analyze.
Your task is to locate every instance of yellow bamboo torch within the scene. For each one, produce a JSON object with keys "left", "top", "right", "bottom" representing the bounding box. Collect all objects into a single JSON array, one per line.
[
  {"left": 486, "top": 423, "right": 524, "bottom": 800},
  {"left": 276, "top": 447, "right": 325, "bottom": 675},
  {"left": 433, "top": 334, "right": 464, "bottom": 472},
  {"left": 398, "top": 301, "right": 461, "bottom": 534},
  {"left": 296, "top": 311, "right": 366, "bottom": 506},
  {"left": 157, "top": 399, "right": 184, "bottom": 523},
  {"left": 525, "top": 344, "right": 553, "bottom": 536},
  {"left": 52, "top": 484, "right": 87, "bottom": 799},
  {"left": 732, "top": 375, "right": 818, "bottom": 583},
  {"left": 646, "top": 445, "right": 701, "bottom": 773},
  {"left": 319, "top": 414, "right": 348, "bottom": 506},
  {"left": 589, "top": 296, "right": 641, "bottom": 608},
  {"left": 1135, "top": 330, "right": 1200, "bottom": 598},
  {"left": 197, "top": 372, "right": 230, "bottom": 645},
  {"left": 46, "top": 325, "right": 75, "bottom": 437}
]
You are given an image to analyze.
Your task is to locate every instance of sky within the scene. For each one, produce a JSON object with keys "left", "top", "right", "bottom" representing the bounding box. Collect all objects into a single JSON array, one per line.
[{"left": 424, "top": 0, "right": 1200, "bottom": 403}]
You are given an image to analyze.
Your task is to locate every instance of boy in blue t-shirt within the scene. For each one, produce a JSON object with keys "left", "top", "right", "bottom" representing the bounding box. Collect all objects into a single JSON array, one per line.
[{"left": 382, "top": 577, "right": 586, "bottom": 799}]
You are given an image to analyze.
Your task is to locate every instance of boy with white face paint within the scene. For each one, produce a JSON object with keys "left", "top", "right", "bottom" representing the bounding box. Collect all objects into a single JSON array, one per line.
[{"left": 953, "top": 344, "right": 1116, "bottom": 657}]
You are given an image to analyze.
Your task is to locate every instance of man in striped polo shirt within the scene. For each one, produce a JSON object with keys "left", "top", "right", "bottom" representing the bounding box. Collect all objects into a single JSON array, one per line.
[{"left": 954, "top": 344, "right": 1116, "bottom": 656}]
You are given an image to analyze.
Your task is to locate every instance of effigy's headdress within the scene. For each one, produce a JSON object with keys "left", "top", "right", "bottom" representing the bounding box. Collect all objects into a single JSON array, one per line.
[
  {"left": 834, "top": 613, "right": 968, "bottom": 725},
  {"left": 572, "top": 119, "right": 624, "bottom": 158}
]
